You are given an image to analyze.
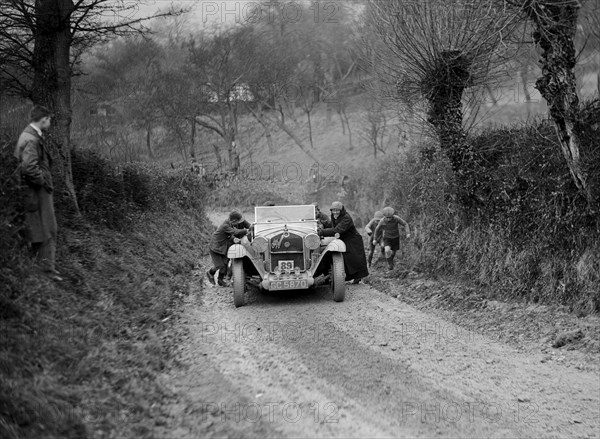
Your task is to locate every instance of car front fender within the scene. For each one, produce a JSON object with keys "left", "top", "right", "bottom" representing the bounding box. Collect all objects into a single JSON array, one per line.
[
  {"left": 311, "top": 238, "right": 346, "bottom": 273},
  {"left": 325, "top": 238, "right": 346, "bottom": 253},
  {"left": 227, "top": 244, "right": 247, "bottom": 259}
]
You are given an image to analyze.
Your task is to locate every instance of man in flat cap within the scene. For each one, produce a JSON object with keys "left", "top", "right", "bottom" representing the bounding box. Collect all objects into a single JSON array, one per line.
[{"left": 207, "top": 210, "right": 251, "bottom": 287}]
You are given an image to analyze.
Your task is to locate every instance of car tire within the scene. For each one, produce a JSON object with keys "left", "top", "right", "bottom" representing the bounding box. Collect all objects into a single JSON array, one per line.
[
  {"left": 331, "top": 253, "right": 346, "bottom": 302},
  {"left": 232, "top": 259, "right": 246, "bottom": 307}
]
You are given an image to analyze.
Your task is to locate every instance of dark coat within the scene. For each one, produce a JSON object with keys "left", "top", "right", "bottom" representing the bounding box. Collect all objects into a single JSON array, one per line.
[
  {"left": 321, "top": 207, "right": 369, "bottom": 280},
  {"left": 316, "top": 210, "right": 332, "bottom": 228},
  {"left": 14, "top": 125, "right": 57, "bottom": 243},
  {"left": 210, "top": 219, "right": 251, "bottom": 255}
]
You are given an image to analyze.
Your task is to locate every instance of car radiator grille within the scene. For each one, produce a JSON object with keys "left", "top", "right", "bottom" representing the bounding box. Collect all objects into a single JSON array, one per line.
[{"left": 268, "top": 232, "right": 306, "bottom": 272}]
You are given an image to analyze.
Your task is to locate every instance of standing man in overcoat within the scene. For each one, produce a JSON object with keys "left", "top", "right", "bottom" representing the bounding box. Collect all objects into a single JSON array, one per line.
[{"left": 14, "top": 105, "right": 61, "bottom": 280}]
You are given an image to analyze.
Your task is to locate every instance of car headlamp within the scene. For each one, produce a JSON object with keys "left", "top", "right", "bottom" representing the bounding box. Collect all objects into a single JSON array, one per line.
[
  {"left": 251, "top": 236, "right": 268, "bottom": 253},
  {"left": 305, "top": 233, "right": 320, "bottom": 250}
]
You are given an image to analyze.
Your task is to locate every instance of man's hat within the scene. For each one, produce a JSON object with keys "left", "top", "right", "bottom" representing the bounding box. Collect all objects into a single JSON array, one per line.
[
  {"left": 382, "top": 206, "right": 394, "bottom": 217},
  {"left": 229, "top": 211, "right": 243, "bottom": 222},
  {"left": 374, "top": 210, "right": 384, "bottom": 220},
  {"left": 330, "top": 201, "right": 343, "bottom": 210},
  {"left": 263, "top": 200, "right": 275, "bottom": 206}
]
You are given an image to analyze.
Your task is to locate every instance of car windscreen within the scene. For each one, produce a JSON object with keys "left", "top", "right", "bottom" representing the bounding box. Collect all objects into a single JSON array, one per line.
[{"left": 255, "top": 205, "right": 316, "bottom": 223}]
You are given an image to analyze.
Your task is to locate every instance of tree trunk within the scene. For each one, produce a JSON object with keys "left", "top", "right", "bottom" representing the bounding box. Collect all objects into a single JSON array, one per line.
[
  {"left": 226, "top": 135, "right": 240, "bottom": 173},
  {"left": 428, "top": 88, "right": 471, "bottom": 173},
  {"left": 249, "top": 99, "right": 318, "bottom": 162},
  {"left": 31, "top": 0, "right": 79, "bottom": 214},
  {"left": 344, "top": 109, "right": 353, "bottom": 150},
  {"left": 424, "top": 50, "right": 473, "bottom": 172},
  {"left": 273, "top": 117, "right": 319, "bottom": 162},
  {"left": 212, "top": 143, "right": 223, "bottom": 171},
  {"left": 423, "top": 50, "right": 480, "bottom": 206},
  {"left": 190, "top": 118, "right": 196, "bottom": 162},
  {"left": 338, "top": 102, "right": 346, "bottom": 135},
  {"left": 526, "top": 0, "right": 590, "bottom": 202},
  {"left": 225, "top": 102, "right": 240, "bottom": 173},
  {"left": 306, "top": 109, "right": 314, "bottom": 149},
  {"left": 372, "top": 133, "right": 377, "bottom": 158},
  {"left": 520, "top": 64, "right": 532, "bottom": 119},
  {"left": 231, "top": 139, "right": 240, "bottom": 173},
  {"left": 146, "top": 124, "right": 154, "bottom": 158},
  {"left": 265, "top": 127, "right": 274, "bottom": 154},
  {"left": 255, "top": 109, "right": 274, "bottom": 153}
]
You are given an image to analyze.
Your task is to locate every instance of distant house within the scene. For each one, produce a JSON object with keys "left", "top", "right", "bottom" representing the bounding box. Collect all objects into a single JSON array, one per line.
[
  {"left": 89, "top": 103, "right": 119, "bottom": 117},
  {"left": 204, "top": 83, "right": 254, "bottom": 103}
]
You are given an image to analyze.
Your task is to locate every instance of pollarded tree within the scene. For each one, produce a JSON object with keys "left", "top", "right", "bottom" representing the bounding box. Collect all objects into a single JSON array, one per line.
[{"left": 361, "top": 0, "right": 522, "bottom": 198}]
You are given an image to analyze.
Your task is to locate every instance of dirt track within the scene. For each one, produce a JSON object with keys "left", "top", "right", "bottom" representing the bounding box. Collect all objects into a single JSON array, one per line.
[{"left": 154, "top": 212, "right": 600, "bottom": 439}]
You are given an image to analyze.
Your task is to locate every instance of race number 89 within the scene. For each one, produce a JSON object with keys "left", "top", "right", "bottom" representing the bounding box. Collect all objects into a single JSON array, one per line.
[{"left": 279, "top": 261, "right": 294, "bottom": 270}]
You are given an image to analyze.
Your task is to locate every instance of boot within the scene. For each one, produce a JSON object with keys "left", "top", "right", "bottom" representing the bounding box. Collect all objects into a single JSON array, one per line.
[
  {"left": 387, "top": 258, "right": 394, "bottom": 270},
  {"left": 217, "top": 277, "right": 229, "bottom": 287},
  {"left": 206, "top": 270, "right": 216, "bottom": 286}
]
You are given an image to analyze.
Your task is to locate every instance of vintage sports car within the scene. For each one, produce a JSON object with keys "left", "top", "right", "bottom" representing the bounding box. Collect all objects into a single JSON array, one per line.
[{"left": 227, "top": 204, "right": 347, "bottom": 307}]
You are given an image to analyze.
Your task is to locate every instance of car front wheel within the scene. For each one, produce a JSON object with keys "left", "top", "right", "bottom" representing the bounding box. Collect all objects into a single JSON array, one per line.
[
  {"left": 232, "top": 259, "right": 246, "bottom": 307},
  {"left": 330, "top": 253, "right": 346, "bottom": 302}
]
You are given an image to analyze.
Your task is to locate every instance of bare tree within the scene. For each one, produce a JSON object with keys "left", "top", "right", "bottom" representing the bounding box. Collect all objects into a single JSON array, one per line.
[
  {"left": 504, "top": 0, "right": 599, "bottom": 203},
  {"left": 184, "top": 27, "right": 260, "bottom": 173},
  {"left": 0, "top": 0, "right": 183, "bottom": 211},
  {"left": 241, "top": 23, "right": 320, "bottom": 162},
  {"left": 361, "top": 0, "right": 522, "bottom": 193},
  {"left": 360, "top": 93, "right": 390, "bottom": 158},
  {"left": 322, "top": 75, "right": 358, "bottom": 150}
]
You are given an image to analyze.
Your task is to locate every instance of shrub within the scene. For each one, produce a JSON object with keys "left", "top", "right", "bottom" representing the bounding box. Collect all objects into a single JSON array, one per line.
[
  {"left": 71, "top": 150, "right": 209, "bottom": 230},
  {"left": 354, "top": 100, "right": 600, "bottom": 314}
]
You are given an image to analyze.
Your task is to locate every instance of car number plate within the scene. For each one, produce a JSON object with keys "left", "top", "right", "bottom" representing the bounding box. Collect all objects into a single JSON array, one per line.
[
  {"left": 278, "top": 260, "right": 294, "bottom": 271},
  {"left": 271, "top": 279, "right": 308, "bottom": 290}
]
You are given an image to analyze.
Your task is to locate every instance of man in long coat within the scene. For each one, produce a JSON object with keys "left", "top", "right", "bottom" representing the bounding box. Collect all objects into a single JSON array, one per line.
[
  {"left": 320, "top": 201, "right": 369, "bottom": 284},
  {"left": 14, "top": 105, "right": 61, "bottom": 280}
]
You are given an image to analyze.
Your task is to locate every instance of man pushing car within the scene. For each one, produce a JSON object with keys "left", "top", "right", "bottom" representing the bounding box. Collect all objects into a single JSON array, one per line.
[{"left": 374, "top": 206, "right": 410, "bottom": 270}]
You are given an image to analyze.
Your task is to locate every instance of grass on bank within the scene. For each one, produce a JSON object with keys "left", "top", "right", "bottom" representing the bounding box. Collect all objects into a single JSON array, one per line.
[
  {"left": 0, "top": 147, "right": 211, "bottom": 439},
  {"left": 345, "top": 99, "right": 600, "bottom": 316}
]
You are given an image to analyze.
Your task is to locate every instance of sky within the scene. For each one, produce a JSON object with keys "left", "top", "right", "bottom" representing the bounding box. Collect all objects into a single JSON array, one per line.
[
  {"left": 131, "top": 0, "right": 360, "bottom": 29},
  {"left": 134, "top": 0, "right": 291, "bottom": 26}
]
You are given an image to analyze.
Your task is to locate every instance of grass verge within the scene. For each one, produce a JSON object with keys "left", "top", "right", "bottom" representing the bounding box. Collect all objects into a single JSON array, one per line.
[{"left": 1, "top": 146, "right": 211, "bottom": 438}]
